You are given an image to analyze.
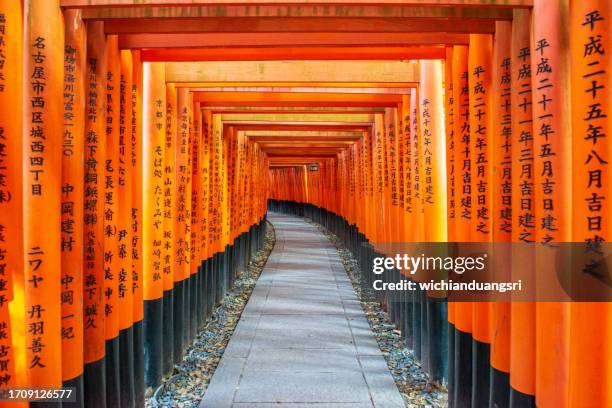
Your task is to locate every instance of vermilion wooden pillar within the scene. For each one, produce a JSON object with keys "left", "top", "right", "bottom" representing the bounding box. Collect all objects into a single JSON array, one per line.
[
  {"left": 162, "top": 82, "right": 176, "bottom": 377},
  {"left": 420, "top": 59, "right": 449, "bottom": 385},
  {"left": 131, "top": 49, "right": 145, "bottom": 408},
  {"left": 569, "top": 1, "right": 611, "bottom": 407},
  {"left": 490, "top": 20, "right": 512, "bottom": 408},
  {"left": 201, "top": 109, "right": 212, "bottom": 319},
  {"left": 118, "top": 48, "right": 136, "bottom": 408},
  {"left": 0, "top": 0, "right": 25, "bottom": 398},
  {"left": 451, "top": 44, "right": 473, "bottom": 408},
  {"left": 510, "top": 8, "right": 536, "bottom": 407},
  {"left": 142, "top": 61, "right": 166, "bottom": 393},
  {"left": 190, "top": 100, "right": 201, "bottom": 339},
  {"left": 174, "top": 87, "right": 192, "bottom": 361},
  {"left": 104, "top": 34, "right": 121, "bottom": 407},
  {"left": 82, "top": 22, "right": 107, "bottom": 408},
  {"left": 400, "top": 93, "right": 416, "bottom": 350},
  {"left": 23, "top": 0, "right": 64, "bottom": 397},
  {"left": 468, "top": 33, "right": 493, "bottom": 407},
  {"left": 62, "top": 9, "right": 86, "bottom": 407},
  {"left": 443, "top": 47, "right": 456, "bottom": 401},
  {"left": 532, "top": 1, "right": 571, "bottom": 407},
  {"left": 409, "top": 89, "right": 424, "bottom": 363}
]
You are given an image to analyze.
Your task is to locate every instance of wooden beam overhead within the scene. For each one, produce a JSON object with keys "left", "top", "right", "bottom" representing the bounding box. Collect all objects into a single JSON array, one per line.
[
  {"left": 243, "top": 130, "right": 363, "bottom": 137},
  {"left": 194, "top": 91, "right": 400, "bottom": 107},
  {"left": 192, "top": 86, "right": 414, "bottom": 94},
  {"left": 206, "top": 107, "right": 386, "bottom": 114},
  {"left": 258, "top": 142, "right": 354, "bottom": 148},
  {"left": 266, "top": 152, "right": 340, "bottom": 157},
  {"left": 118, "top": 32, "right": 469, "bottom": 49},
  {"left": 144, "top": 46, "right": 445, "bottom": 61},
  {"left": 168, "top": 61, "right": 418, "bottom": 83},
  {"left": 104, "top": 17, "right": 495, "bottom": 34},
  {"left": 178, "top": 82, "right": 412, "bottom": 88},
  {"left": 248, "top": 136, "right": 361, "bottom": 142},
  {"left": 62, "top": 1, "right": 532, "bottom": 9},
  {"left": 226, "top": 122, "right": 372, "bottom": 133},
  {"left": 78, "top": 4, "right": 514, "bottom": 19},
  {"left": 220, "top": 113, "right": 373, "bottom": 122}
]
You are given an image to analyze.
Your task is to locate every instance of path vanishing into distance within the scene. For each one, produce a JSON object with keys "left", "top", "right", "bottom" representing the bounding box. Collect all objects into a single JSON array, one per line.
[{"left": 201, "top": 213, "right": 404, "bottom": 408}]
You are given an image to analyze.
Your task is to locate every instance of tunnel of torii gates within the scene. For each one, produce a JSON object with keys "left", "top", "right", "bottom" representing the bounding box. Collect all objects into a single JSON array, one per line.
[{"left": 0, "top": 0, "right": 610, "bottom": 407}]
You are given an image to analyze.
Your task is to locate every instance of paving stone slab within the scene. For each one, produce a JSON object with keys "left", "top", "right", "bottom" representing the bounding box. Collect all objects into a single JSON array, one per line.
[{"left": 234, "top": 371, "right": 372, "bottom": 403}]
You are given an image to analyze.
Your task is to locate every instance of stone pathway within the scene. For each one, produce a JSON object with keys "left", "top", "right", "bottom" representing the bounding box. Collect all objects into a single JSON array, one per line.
[{"left": 200, "top": 212, "right": 405, "bottom": 408}]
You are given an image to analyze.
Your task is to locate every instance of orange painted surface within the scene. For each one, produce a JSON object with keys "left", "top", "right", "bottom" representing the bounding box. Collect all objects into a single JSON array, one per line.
[
  {"left": 0, "top": 0, "right": 24, "bottom": 391},
  {"left": 163, "top": 83, "right": 176, "bottom": 291},
  {"left": 175, "top": 88, "right": 192, "bottom": 281},
  {"left": 468, "top": 33, "right": 493, "bottom": 344},
  {"left": 131, "top": 49, "right": 144, "bottom": 323},
  {"left": 118, "top": 49, "right": 135, "bottom": 331},
  {"left": 490, "top": 20, "right": 512, "bottom": 376},
  {"left": 144, "top": 46, "right": 447, "bottom": 63},
  {"left": 532, "top": 1, "right": 571, "bottom": 406},
  {"left": 568, "top": 1, "right": 611, "bottom": 407},
  {"left": 452, "top": 45, "right": 473, "bottom": 335},
  {"left": 82, "top": 21, "right": 107, "bottom": 365},
  {"left": 61, "top": 8, "right": 86, "bottom": 381},
  {"left": 142, "top": 62, "right": 166, "bottom": 301},
  {"left": 191, "top": 102, "right": 202, "bottom": 274},
  {"left": 510, "top": 8, "right": 536, "bottom": 397},
  {"left": 104, "top": 34, "right": 121, "bottom": 341},
  {"left": 22, "top": 0, "right": 64, "bottom": 386}
]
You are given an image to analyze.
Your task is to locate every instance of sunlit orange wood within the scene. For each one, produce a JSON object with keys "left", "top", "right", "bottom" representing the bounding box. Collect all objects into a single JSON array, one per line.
[
  {"left": 191, "top": 102, "right": 202, "bottom": 274},
  {"left": 531, "top": 1, "right": 571, "bottom": 407},
  {"left": 142, "top": 62, "right": 166, "bottom": 302},
  {"left": 419, "top": 60, "right": 447, "bottom": 244},
  {"left": 168, "top": 61, "right": 419, "bottom": 84},
  {"left": 164, "top": 83, "right": 176, "bottom": 292},
  {"left": 61, "top": 8, "right": 86, "bottom": 384},
  {"left": 201, "top": 110, "right": 212, "bottom": 260},
  {"left": 175, "top": 88, "right": 192, "bottom": 283},
  {"left": 79, "top": 4, "right": 514, "bottom": 20},
  {"left": 118, "top": 49, "right": 135, "bottom": 333},
  {"left": 119, "top": 32, "right": 469, "bottom": 49},
  {"left": 568, "top": 1, "right": 611, "bottom": 407},
  {"left": 451, "top": 44, "right": 473, "bottom": 337},
  {"left": 490, "top": 20, "right": 512, "bottom": 399},
  {"left": 193, "top": 92, "right": 401, "bottom": 108},
  {"left": 104, "top": 34, "right": 121, "bottom": 345},
  {"left": 105, "top": 17, "right": 495, "bottom": 34},
  {"left": 409, "top": 90, "right": 423, "bottom": 243},
  {"left": 83, "top": 21, "right": 107, "bottom": 369},
  {"left": 60, "top": 0, "right": 534, "bottom": 7},
  {"left": 0, "top": 0, "right": 24, "bottom": 391},
  {"left": 131, "top": 49, "right": 144, "bottom": 327},
  {"left": 510, "top": 8, "right": 536, "bottom": 400},
  {"left": 468, "top": 34, "right": 493, "bottom": 347},
  {"left": 23, "top": 0, "right": 64, "bottom": 387}
]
